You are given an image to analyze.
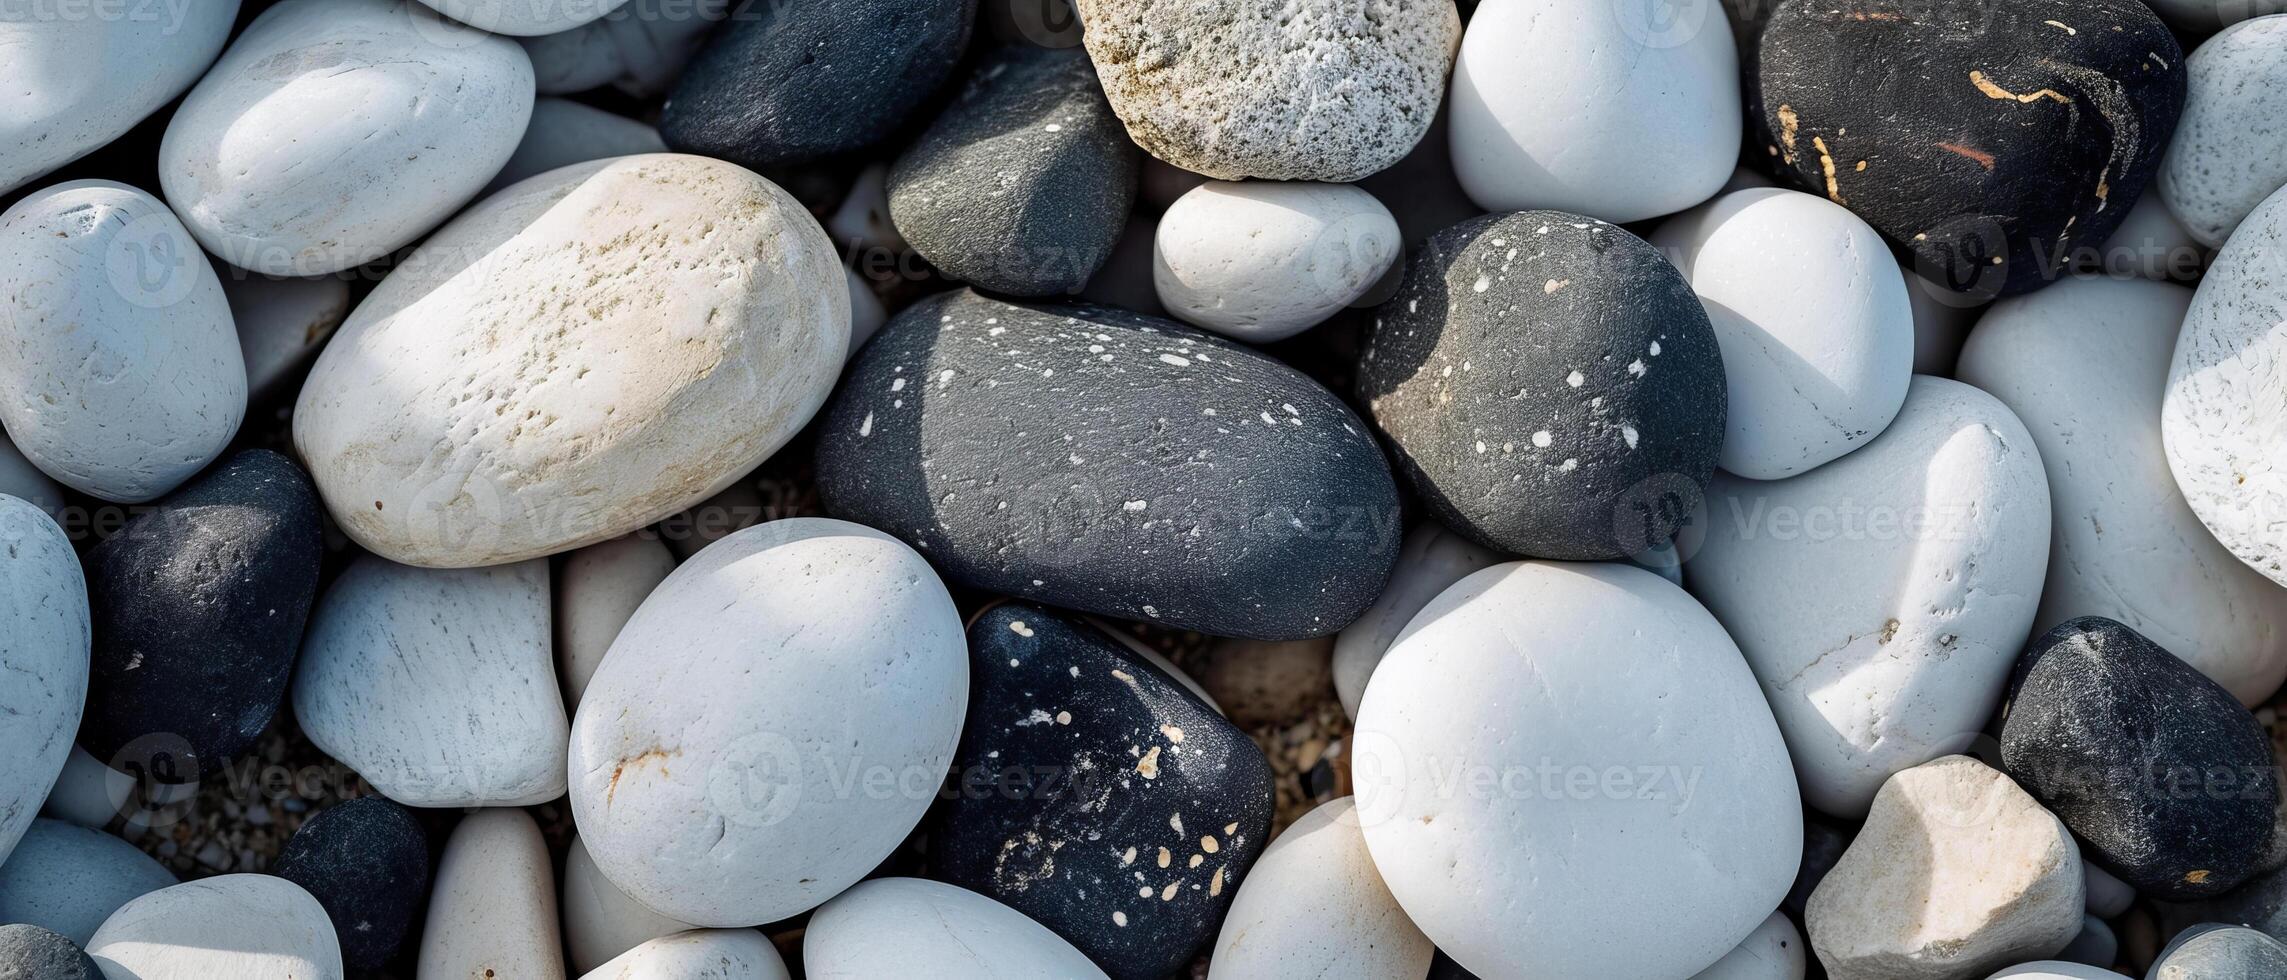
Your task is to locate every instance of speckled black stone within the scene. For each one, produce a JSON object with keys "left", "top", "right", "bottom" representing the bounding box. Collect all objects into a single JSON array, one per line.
[
  {"left": 660, "top": 0, "right": 976, "bottom": 169},
  {"left": 930, "top": 604, "right": 1272, "bottom": 980},
  {"left": 2151, "top": 924, "right": 2287, "bottom": 979},
  {"left": 1999, "top": 617, "right": 2278, "bottom": 901},
  {"left": 77, "top": 450, "right": 323, "bottom": 777},
  {"left": 889, "top": 44, "right": 1138, "bottom": 297},
  {"left": 1750, "top": 0, "right": 2183, "bottom": 299},
  {"left": 0, "top": 924, "right": 99, "bottom": 980},
  {"left": 1357, "top": 211, "right": 1726, "bottom": 561},
  {"left": 271, "top": 796, "right": 430, "bottom": 970},
  {"left": 814, "top": 289, "right": 1403, "bottom": 640}
]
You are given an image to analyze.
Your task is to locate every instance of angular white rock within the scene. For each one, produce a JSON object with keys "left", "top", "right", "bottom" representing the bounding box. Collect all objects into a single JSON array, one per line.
[
  {"left": 1959, "top": 277, "right": 2287, "bottom": 704},
  {"left": 803, "top": 877, "right": 1106, "bottom": 979},
  {"left": 1355, "top": 561, "right": 1802, "bottom": 979},
  {"left": 1331, "top": 522, "right": 1501, "bottom": 719},
  {"left": 161, "top": 0, "right": 535, "bottom": 277},
  {"left": 88, "top": 874, "right": 342, "bottom": 980},
  {"left": 556, "top": 535, "right": 676, "bottom": 714},
  {"left": 293, "top": 154, "right": 848, "bottom": 568},
  {"left": 224, "top": 275, "right": 352, "bottom": 405},
  {"left": 2160, "top": 15, "right": 2287, "bottom": 247},
  {"left": 0, "top": 0, "right": 238, "bottom": 195},
  {"left": 1450, "top": 0, "right": 1739, "bottom": 222},
  {"left": 0, "top": 819, "right": 175, "bottom": 946},
  {"left": 292, "top": 557, "right": 568, "bottom": 807},
  {"left": 0, "top": 181, "right": 245, "bottom": 503},
  {"left": 521, "top": 0, "right": 728, "bottom": 97},
  {"left": 1153, "top": 181, "right": 1400, "bottom": 342},
  {"left": 569, "top": 519, "right": 966, "bottom": 927},
  {"left": 419, "top": 807, "right": 566, "bottom": 980},
  {"left": 0, "top": 497, "right": 88, "bottom": 868},
  {"left": 1653, "top": 188, "right": 1914, "bottom": 478},
  {"left": 579, "top": 929, "right": 788, "bottom": 980},
  {"left": 485, "top": 98, "right": 667, "bottom": 196},
  {"left": 419, "top": 0, "right": 632, "bottom": 38},
  {"left": 36, "top": 746, "right": 133, "bottom": 829},
  {"left": 1686, "top": 376, "right": 2052, "bottom": 816},
  {"left": 1209, "top": 797, "right": 1434, "bottom": 979},
  {"left": 563, "top": 834, "right": 701, "bottom": 974},
  {"left": 1690, "top": 911, "right": 1807, "bottom": 980}
]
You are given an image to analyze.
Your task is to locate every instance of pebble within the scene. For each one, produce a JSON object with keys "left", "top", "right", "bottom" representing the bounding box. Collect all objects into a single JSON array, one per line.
[
  {"left": 1687, "top": 376, "right": 2052, "bottom": 817},
  {"left": 270, "top": 796, "right": 430, "bottom": 970},
  {"left": 0, "top": 180, "right": 245, "bottom": 503},
  {"left": 1987, "top": 964, "right": 2131, "bottom": 980},
  {"left": 827, "top": 163, "right": 906, "bottom": 257},
  {"left": 2151, "top": 861, "right": 2287, "bottom": 945},
  {"left": 160, "top": 0, "right": 535, "bottom": 276},
  {"left": 660, "top": 0, "right": 975, "bottom": 169},
  {"left": 223, "top": 275, "right": 351, "bottom": 406},
  {"left": 814, "top": 289, "right": 1402, "bottom": 640},
  {"left": 0, "top": 496, "right": 86, "bottom": 871},
  {"left": 0, "top": 435, "right": 65, "bottom": 519},
  {"left": 1153, "top": 181, "right": 1401, "bottom": 342},
  {"left": 1354, "top": 561, "right": 1801, "bottom": 978},
  {"left": 485, "top": 97, "right": 667, "bottom": 195},
  {"left": 2058, "top": 914, "right": 2117, "bottom": 969},
  {"left": 78, "top": 450, "right": 323, "bottom": 778},
  {"left": 1359, "top": 211, "right": 1728, "bottom": 561},
  {"left": 563, "top": 836, "right": 701, "bottom": 975},
  {"left": 2148, "top": 923, "right": 2287, "bottom": 979},
  {"left": 555, "top": 534, "right": 677, "bottom": 713},
  {"left": 888, "top": 45, "right": 1137, "bottom": 297},
  {"left": 292, "top": 154, "right": 847, "bottom": 568},
  {"left": 1807, "top": 755, "right": 2084, "bottom": 980},
  {"left": 1751, "top": 0, "right": 2184, "bottom": 299},
  {"left": 0, "top": 819, "right": 175, "bottom": 946},
  {"left": 291, "top": 557, "right": 568, "bottom": 807},
  {"left": 1690, "top": 911, "right": 1808, "bottom": 980},
  {"left": 804, "top": 878, "right": 1107, "bottom": 979},
  {"left": 416, "top": 0, "right": 628, "bottom": 37},
  {"left": 930, "top": 604, "right": 1274, "bottom": 980},
  {"left": 417, "top": 807, "right": 565, "bottom": 980},
  {"left": 36, "top": 747, "right": 133, "bottom": 830},
  {"left": 522, "top": 0, "right": 729, "bottom": 97},
  {"left": 1999, "top": 617, "right": 2279, "bottom": 901},
  {"left": 1076, "top": 0, "right": 1460, "bottom": 181},
  {"left": 1331, "top": 522, "right": 1501, "bottom": 719},
  {"left": 2158, "top": 17, "right": 2287, "bottom": 248},
  {"left": 0, "top": 0, "right": 237, "bottom": 195},
  {"left": 1958, "top": 277, "right": 2287, "bottom": 704},
  {"left": 2085, "top": 861, "right": 2136, "bottom": 918},
  {"left": 570, "top": 519, "right": 967, "bottom": 927},
  {"left": 580, "top": 929, "right": 790, "bottom": 980},
  {"left": 1650, "top": 187, "right": 1914, "bottom": 479},
  {"left": 1195, "top": 636, "right": 1333, "bottom": 729},
  {"left": 1451, "top": 0, "right": 1740, "bottom": 222},
  {"left": 0, "top": 923, "right": 99, "bottom": 980},
  {"left": 86, "top": 874, "right": 342, "bottom": 980},
  {"left": 2140, "top": 0, "right": 2287, "bottom": 44},
  {"left": 1208, "top": 797, "right": 1435, "bottom": 979}
]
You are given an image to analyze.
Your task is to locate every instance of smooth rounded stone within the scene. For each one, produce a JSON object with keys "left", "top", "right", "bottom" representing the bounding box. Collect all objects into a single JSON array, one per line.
[
  {"left": 0, "top": 923, "right": 98, "bottom": 980},
  {"left": 522, "top": 0, "right": 729, "bottom": 97},
  {"left": 570, "top": 519, "right": 966, "bottom": 927},
  {"left": 2104, "top": 192, "right": 2205, "bottom": 282},
  {"left": 556, "top": 534, "right": 675, "bottom": 714},
  {"left": 1452, "top": 0, "right": 1739, "bottom": 223},
  {"left": 1958, "top": 277, "right": 2287, "bottom": 704},
  {"left": 2086, "top": 861, "right": 2135, "bottom": 918},
  {"left": 160, "top": 0, "right": 534, "bottom": 277},
  {"left": 1686, "top": 376, "right": 2052, "bottom": 817},
  {"left": 293, "top": 154, "right": 847, "bottom": 568},
  {"left": 484, "top": 98, "right": 666, "bottom": 196},
  {"left": 1690, "top": 911, "right": 1807, "bottom": 980},
  {"left": 562, "top": 836, "right": 700, "bottom": 975},
  {"left": 815, "top": 289, "right": 1402, "bottom": 640},
  {"left": 931, "top": 604, "right": 1272, "bottom": 980},
  {"left": 1208, "top": 797, "right": 1434, "bottom": 979},
  {"left": 1751, "top": 0, "right": 2183, "bottom": 300},
  {"left": 1903, "top": 262, "right": 1980, "bottom": 376},
  {"left": 1988, "top": 965, "right": 2132, "bottom": 980},
  {"left": 1999, "top": 617, "right": 2280, "bottom": 901},
  {"left": 0, "top": 820, "right": 174, "bottom": 947},
  {"left": 1076, "top": 0, "right": 1459, "bottom": 181},
  {"left": 1652, "top": 188, "right": 1913, "bottom": 478},
  {"left": 2059, "top": 915, "right": 2118, "bottom": 968},
  {"left": 271, "top": 797, "right": 429, "bottom": 970},
  {"left": 2160, "top": 17, "right": 2287, "bottom": 248},
  {"left": 2149, "top": 923, "right": 2287, "bottom": 979},
  {"left": 1358, "top": 211, "right": 1728, "bottom": 561},
  {"left": 845, "top": 269, "right": 886, "bottom": 358},
  {"left": 0, "top": 0, "right": 238, "bottom": 196},
  {"left": 1355, "top": 561, "right": 1802, "bottom": 979},
  {"left": 415, "top": 0, "right": 628, "bottom": 36},
  {"left": 0, "top": 497, "right": 86, "bottom": 868},
  {"left": 804, "top": 879, "right": 1099, "bottom": 980},
  {"left": 79, "top": 451, "right": 324, "bottom": 778},
  {"left": 37, "top": 747, "right": 132, "bottom": 829},
  {"left": 0, "top": 180, "right": 245, "bottom": 504},
  {"left": 1331, "top": 522, "right": 1501, "bottom": 719},
  {"left": 292, "top": 557, "right": 568, "bottom": 807},
  {"left": 0, "top": 434, "right": 65, "bottom": 519},
  {"left": 1196, "top": 636, "right": 1333, "bottom": 728},
  {"left": 1153, "top": 182, "right": 1399, "bottom": 343},
  {"left": 580, "top": 929, "right": 788, "bottom": 980},
  {"left": 223, "top": 275, "right": 351, "bottom": 405},
  {"left": 661, "top": 0, "right": 974, "bottom": 169},
  {"left": 1807, "top": 756, "right": 2084, "bottom": 980},
  {"left": 87, "top": 874, "right": 342, "bottom": 980},
  {"left": 889, "top": 45, "right": 1135, "bottom": 297},
  {"left": 418, "top": 807, "right": 564, "bottom": 980}
]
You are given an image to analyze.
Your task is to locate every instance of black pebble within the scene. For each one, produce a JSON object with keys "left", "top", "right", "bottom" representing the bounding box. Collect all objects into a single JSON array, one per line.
[
  {"left": 1999, "top": 617, "right": 2279, "bottom": 901},
  {"left": 1750, "top": 0, "right": 2183, "bottom": 299},
  {"left": 660, "top": 0, "right": 977, "bottom": 170},
  {"left": 1357, "top": 211, "right": 1726, "bottom": 561},
  {"left": 77, "top": 450, "right": 323, "bottom": 777},
  {"left": 815, "top": 289, "right": 1403, "bottom": 640},
  {"left": 0, "top": 924, "right": 99, "bottom": 980},
  {"left": 889, "top": 44, "right": 1138, "bottom": 297},
  {"left": 930, "top": 604, "right": 1273, "bottom": 980},
  {"left": 270, "top": 795, "right": 430, "bottom": 970}
]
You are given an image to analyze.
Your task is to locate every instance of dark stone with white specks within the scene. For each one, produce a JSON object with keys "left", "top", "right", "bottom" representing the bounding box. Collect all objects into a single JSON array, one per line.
[
  {"left": 660, "top": 0, "right": 976, "bottom": 169},
  {"left": 271, "top": 796, "right": 430, "bottom": 970},
  {"left": 2000, "top": 617, "right": 2279, "bottom": 901},
  {"left": 930, "top": 604, "right": 1272, "bottom": 980},
  {"left": 1750, "top": 0, "right": 2184, "bottom": 299},
  {"left": 814, "top": 289, "right": 1402, "bottom": 640},
  {"left": 77, "top": 450, "right": 322, "bottom": 777},
  {"left": 889, "top": 45, "right": 1137, "bottom": 297},
  {"left": 0, "top": 924, "right": 99, "bottom": 980},
  {"left": 1357, "top": 211, "right": 1726, "bottom": 561}
]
